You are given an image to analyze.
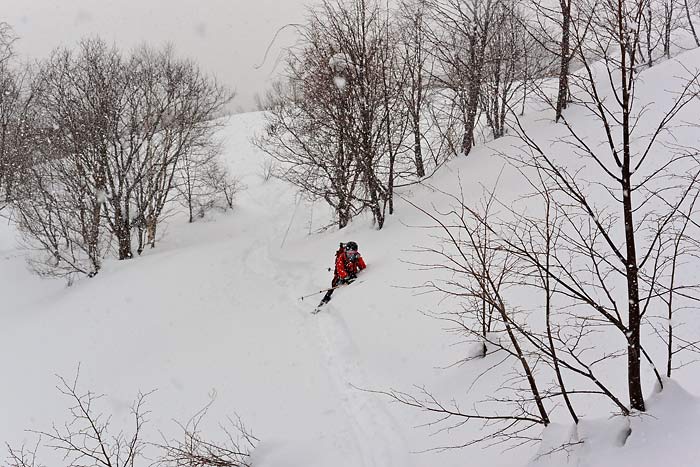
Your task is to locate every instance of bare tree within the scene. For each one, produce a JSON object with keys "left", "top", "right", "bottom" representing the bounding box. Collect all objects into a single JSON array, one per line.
[
  {"left": 316, "top": 0, "right": 409, "bottom": 227},
  {"left": 382, "top": 0, "right": 700, "bottom": 452},
  {"left": 158, "top": 401, "right": 257, "bottom": 467},
  {"left": 7, "top": 373, "right": 257, "bottom": 467},
  {"left": 205, "top": 161, "right": 240, "bottom": 211},
  {"left": 13, "top": 164, "right": 108, "bottom": 279},
  {"left": 480, "top": 2, "right": 550, "bottom": 139},
  {"left": 660, "top": 0, "right": 678, "bottom": 59},
  {"left": 525, "top": 0, "right": 580, "bottom": 121},
  {"left": 0, "top": 23, "right": 37, "bottom": 208},
  {"left": 392, "top": 180, "right": 634, "bottom": 447},
  {"left": 640, "top": 0, "right": 679, "bottom": 65},
  {"left": 175, "top": 144, "right": 239, "bottom": 224},
  {"left": 30, "top": 373, "right": 151, "bottom": 467},
  {"left": 129, "top": 46, "right": 232, "bottom": 251},
  {"left": 0, "top": 22, "right": 16, "bottom": 67},
  {"left": 427, "top": 0, "right": 501, "bottom": 155},
  {"left": 12, "top": 42, "right": 116, "bottom": 277},
  {"left": 258, "top": 0, "right": 411, "bottom": 229},
  {"left": 11, "top": 39, "right": 232, "bottom": 277},
  {"left": 6, "top": 439, "right": 43, "bottom": 467},
  {"left": 555, "top": 0, "right": 574, "bottom": 121},
  {"left": 683, "top": 0, "right": 700, "bottom": 46},
  {"left": 643, "top": 186, "right": 700, "bottom": 378},
  {"left": 543, "top": 0, "right": 700, "bottom": 410},
  {"left": 397, "top": 0, "right": 432, "bottom": 178},
  {"left": 635, "top": 0, "right": 700, "bottom": 66},
  {"left": 257, "top": 73, "right": 363, "bottom": 229}
]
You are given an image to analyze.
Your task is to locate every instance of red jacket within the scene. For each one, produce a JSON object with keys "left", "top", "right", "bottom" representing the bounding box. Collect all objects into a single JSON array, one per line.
[{"left": 335, "top": 250, "right": 366, "bottom": 280}]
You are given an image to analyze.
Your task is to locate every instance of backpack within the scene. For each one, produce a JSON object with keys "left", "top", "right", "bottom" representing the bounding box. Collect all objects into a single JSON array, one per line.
[{"left": 334, "top": 243, "right": 350, "bottom": 275}]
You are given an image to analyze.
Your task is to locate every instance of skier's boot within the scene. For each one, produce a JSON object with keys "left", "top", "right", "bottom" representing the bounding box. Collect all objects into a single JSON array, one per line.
[{"left": 313, "top": 290, "right": 333, "bottom": 313}]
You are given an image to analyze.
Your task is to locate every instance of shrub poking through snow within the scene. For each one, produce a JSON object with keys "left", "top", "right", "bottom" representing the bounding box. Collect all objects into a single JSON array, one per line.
[{"left": 7, "top": 371, "right": 257, "bottom": 467}]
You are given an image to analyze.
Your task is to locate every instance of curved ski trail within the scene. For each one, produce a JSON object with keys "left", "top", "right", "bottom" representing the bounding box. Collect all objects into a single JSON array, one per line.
[
  {"left": 251, "top": 199, "right": 413, "bottom": 466},
  {"left": 313, "top": 309, "right": 414, "bottom": 467}
]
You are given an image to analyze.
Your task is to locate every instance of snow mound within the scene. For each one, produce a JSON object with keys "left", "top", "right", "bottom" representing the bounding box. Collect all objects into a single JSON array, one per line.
[{"left": 531, "top": 380, "right": 700, "bottom": 467}]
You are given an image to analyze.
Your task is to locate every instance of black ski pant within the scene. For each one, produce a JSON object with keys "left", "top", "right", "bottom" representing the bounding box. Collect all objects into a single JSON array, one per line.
[{"left": 321, "top": 276, "right": 340, "bottom": 304}]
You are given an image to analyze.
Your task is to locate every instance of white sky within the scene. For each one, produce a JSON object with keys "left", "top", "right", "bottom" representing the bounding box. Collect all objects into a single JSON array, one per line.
[{"left": 3, "top": 0, "right": 310, "bottom": 111}]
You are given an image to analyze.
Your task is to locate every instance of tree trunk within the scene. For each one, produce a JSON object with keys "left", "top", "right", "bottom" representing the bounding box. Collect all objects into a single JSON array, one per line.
[
  {"left": 555, "top": 1, "right": 571, "bottom": 122},
  {"left": 88, "top": 196, "right": 102, "bottom": 274},
  {"left": 137, "top": 227, "right": 145, "bottom": 255},
  {"left": 544, "top": 195, "right": 578, "bottom": 423},
  {"left": 622, "top": 173, "right": 644, "bottom": 411},
  {"left": 147, "top": 216, "right": 157, "bottom": 249},
  {"left": 619, "top": 0, "right": 645, "bottom": 410},
  {"left": 462, "top": 86, "right": 480, "bottom": 155},
  {"left": 413, "top": 118, "right": 425, "bottom": 177},
  {"left": 647, "top": 0, "right": 653, "bottom": 67},
  {"left": 664, "top": 3, "right": 673, "bottom": 59},
  {"left": 666, "top": 250, "right": 677, "bottom": 377},
  {"left": 462, "top": 34, "right": 484, "bottom": 156},
  {"left": 684, "top": 0, "right": 700, "bottom": 46},
  {"left": 115, "top": 207, "right": 133, "bottom": 260},
  {"left": 338, "top": 198, "right": 351, "bottom": 229},
  {"left": 497, "top": 300, "right": 550, "bottom": 425},
  {"left": 413, "top": 68, "right": 425, "bottom": 177},
  {"left": 117, "top": 227, "right": 133, "bottom": 260},
  {"left": 621, "top": 87, "right": 645, "bottom": 412}
]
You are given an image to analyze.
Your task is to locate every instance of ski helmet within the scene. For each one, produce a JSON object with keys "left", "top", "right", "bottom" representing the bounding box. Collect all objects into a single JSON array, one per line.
[{"left": 345, "top": 241, "right": 358, "bottom": 251}]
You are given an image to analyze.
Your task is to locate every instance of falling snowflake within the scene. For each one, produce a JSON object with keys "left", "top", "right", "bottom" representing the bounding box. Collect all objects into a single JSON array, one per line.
[
  {"left": 333, "top": 76, "right": 347, "bottom": 90},
  {"left": 96, "top": 189, "right": 108, "bottom": 205}
]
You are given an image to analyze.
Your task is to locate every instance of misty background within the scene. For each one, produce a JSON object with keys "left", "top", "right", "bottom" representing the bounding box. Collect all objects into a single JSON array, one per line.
[{"left": 3, "top": 0, "right": 311, "bottom": 111}]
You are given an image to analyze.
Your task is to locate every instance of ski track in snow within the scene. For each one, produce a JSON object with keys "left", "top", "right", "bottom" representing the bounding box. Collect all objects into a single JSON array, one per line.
[
  {"left": 245, "top": 208, "right": 413, "bottom": 466},
  {"left": 312, "top": 309, "right": 414, "bottom": 467},
  {"left": 237, "top": 202, "right": 412, "bottom": 466}
]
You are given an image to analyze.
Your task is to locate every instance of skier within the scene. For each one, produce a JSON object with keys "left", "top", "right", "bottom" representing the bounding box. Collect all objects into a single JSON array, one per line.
[{"left": 318, "top": 241, "right": 366, "bottom": 307}]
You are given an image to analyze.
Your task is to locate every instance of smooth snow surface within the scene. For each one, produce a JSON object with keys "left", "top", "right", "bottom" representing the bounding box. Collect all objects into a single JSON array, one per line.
[{"left": 3, "top": 51, "right": 700, "bottom": 467}]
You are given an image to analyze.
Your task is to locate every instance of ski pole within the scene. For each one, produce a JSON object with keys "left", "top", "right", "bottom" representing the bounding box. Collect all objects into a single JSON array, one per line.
[
  {"left": 299, "top": 280, "right": 361, "bottom": 301},
  {"left": 299, "top": 284, "right": 341, "bottom": 301}
]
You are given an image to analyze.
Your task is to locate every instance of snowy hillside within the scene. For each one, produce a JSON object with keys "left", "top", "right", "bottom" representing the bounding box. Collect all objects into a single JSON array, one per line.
[{"left": 3, "top": 51, "right": 700, "bottom": 467}]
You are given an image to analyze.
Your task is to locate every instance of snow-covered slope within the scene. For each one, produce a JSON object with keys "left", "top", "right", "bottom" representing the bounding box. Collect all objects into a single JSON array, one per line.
[
  {"left": 0, "top": 111, "right": 466, "bottom": 467},
  {"left": 3, "top": 51, "right": 700, "bottom": 467}
]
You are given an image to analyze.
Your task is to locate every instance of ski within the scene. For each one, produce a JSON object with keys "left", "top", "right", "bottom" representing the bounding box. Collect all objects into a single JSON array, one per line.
[
  {"left": 311, "top": 297, "right": 328, "bottom": 314},
  {"left": 310, "top": 279, "right": 363, "bottom": 314}
]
